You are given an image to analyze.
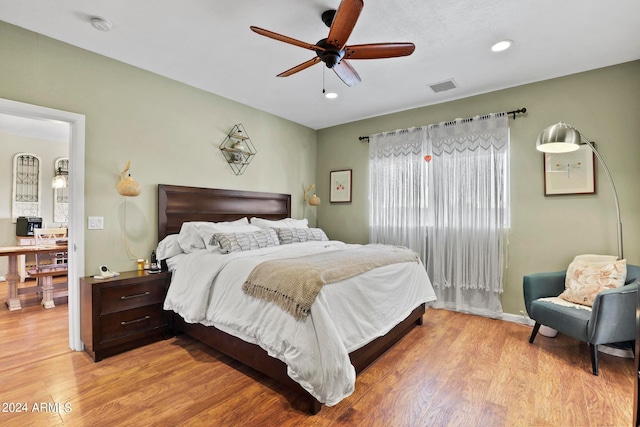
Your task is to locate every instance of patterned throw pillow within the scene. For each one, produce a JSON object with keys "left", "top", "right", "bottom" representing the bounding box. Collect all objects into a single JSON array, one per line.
[
  {"left": 212, "top": 229, "right": 279, "bottom": 254},
  {"left": 559, "top": 255, "right": 627, "bottom": 306},
  {"left": 177, "top": 218, "right": 251, "bottom": 253},
  {"left": 275, "top": 227, "right": 328, "bottom": 244}
]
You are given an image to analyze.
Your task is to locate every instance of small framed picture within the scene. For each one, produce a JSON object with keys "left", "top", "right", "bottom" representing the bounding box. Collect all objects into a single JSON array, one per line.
[
  {"left": 330, "top": 169, "right": 352, "bottom": 203},
  {"left": 543, "top": 144, "right": 596, "bottom": 195}
]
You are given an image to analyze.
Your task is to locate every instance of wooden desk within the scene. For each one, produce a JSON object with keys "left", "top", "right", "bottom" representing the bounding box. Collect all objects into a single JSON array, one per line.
[{"left": 0, "top": 245, "right": 69, "bottom": 311}]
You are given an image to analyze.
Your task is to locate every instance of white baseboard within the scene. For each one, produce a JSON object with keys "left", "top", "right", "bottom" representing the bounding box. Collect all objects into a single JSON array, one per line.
[
  {"left": 0, "top": 275, "right": 5, "bottom": 282},
  {"left": 502, "top": 311, "right": 535, "bottom": 326},
  {"left": 599, "top": 345, "right": 634, "bottom": 359}
]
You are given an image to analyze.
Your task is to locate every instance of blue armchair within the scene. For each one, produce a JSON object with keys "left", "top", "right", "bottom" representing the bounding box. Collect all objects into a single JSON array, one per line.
[{"left": 523, "top": 264, "right": 640, "bottom": 375}]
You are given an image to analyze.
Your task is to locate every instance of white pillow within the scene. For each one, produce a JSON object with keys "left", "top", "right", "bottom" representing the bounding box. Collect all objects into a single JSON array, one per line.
[
  {"left": 177, "top": 223, "right": 204, "bottom": 253},
  {"left": 559, "top": 254, "right": 627, "bottom": 306},
  {"left": 156, "top": 234, "right": 183, "bottom": 260},
  {"left": 177, "top": 218, "right": 250, "bottom": 253},
  {"left": 250, "top": 217, "right": 308, "bottom": 229},
  {"left": 571, "top": 254, "right": 618, "bottom": 264}
]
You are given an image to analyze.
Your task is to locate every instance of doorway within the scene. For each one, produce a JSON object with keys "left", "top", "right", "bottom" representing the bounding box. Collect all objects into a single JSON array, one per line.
[{"left": 0, "top": 98, "right": 85, "bottom": 351}]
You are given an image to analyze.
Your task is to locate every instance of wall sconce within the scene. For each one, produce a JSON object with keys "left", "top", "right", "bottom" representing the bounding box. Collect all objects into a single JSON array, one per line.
[
  {"left": 117, "top": 160, "right": 141, "bottom": 197},
  {"left": 117, "top": 161, "right": 142, "bottom": 263},
  {"left": 52, "top": 167, "right": 68, "bottom": 189},
  {"left": 304, "top": 184, "right": 321, "bottom": 206}
]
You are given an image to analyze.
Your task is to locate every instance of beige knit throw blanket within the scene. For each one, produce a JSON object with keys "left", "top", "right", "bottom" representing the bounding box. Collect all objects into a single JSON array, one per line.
[{"left": 242, "top": 245, "right": 419, "bottom": 320}]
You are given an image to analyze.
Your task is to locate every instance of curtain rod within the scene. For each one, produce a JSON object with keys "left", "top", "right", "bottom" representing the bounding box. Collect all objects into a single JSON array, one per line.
[{"left": 358, "top": 107, "right": 527, "bottom": 142}]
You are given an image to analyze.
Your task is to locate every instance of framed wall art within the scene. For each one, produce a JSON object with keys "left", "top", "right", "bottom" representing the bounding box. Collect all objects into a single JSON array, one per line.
[
  {"left": 543, "top": 144, "right": 596, "bottom": 195},
  {"left": 330, "top": 169, "right": 352, "bottom": 203}
]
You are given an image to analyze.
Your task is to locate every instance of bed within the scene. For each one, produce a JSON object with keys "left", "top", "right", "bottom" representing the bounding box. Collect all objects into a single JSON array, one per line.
[{"left": 157, "top": 184, "right": 435, "bottom": 414}]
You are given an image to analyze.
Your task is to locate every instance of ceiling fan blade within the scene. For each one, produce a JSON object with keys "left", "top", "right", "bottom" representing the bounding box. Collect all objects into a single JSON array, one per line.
[
  {"left": 277, "top": 57, "right": 322, "bottom": 77},
  {"left": 250, "top": 26, "right": 324, "bottom": 52},
  {"left": 333, "top": 60, "right": 361, "bottom": 87},
  {"left": 326, "top": 0, "right": 364, "bottom": 49},
  {"left": 344, "top": 43, "right": 416, "bottom": 60}
]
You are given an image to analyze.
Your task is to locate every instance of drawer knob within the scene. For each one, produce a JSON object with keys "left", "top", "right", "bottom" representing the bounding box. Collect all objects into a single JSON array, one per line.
[
  {"left": 120, "top": 291, "right": 150, "bottom": 300},
  {"left": 120, "top": 316, "right": 151, "bottom": 326}
]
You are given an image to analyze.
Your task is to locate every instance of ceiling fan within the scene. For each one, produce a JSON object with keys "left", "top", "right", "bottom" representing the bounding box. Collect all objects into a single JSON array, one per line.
[{"left": 250, "top": 0, "right": 415, "bottom": 87}]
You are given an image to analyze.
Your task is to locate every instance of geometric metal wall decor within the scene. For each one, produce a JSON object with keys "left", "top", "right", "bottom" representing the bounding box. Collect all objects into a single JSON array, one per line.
[{"left": 219, "top": 124, "right": 256, "bottom": 175}]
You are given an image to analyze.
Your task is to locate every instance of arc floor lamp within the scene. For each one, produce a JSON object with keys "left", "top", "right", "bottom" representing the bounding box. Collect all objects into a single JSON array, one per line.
[{"left": 536, "top": 122, "right": 623, "bottom": 260}]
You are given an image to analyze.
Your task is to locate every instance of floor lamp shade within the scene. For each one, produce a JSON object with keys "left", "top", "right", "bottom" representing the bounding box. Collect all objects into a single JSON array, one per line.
[{"left": 536, "top": 122, "right": 582, "bottom": 153}]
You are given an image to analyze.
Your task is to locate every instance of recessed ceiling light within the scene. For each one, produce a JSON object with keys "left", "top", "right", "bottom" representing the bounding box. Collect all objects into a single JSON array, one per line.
[
  {"left": 491, "top": 39, "right": 513, "bottom": 52},
  {"left": 325, "top": 92, "right": 338, "bottom": 99},
  {"left": 90, "top": 17, "right": 113, "bottom": 32}
]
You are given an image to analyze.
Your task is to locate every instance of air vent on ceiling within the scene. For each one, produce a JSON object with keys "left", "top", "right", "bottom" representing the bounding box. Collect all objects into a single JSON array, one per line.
[{"left": 428, "top": 79, "right": 457, "bottom": 93}]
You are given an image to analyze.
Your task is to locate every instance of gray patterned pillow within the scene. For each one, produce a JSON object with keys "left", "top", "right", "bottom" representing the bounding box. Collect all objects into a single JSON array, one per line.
[
  {"left": 212, "top": 229, "right": 279, "bottom": 254},
  {"left": 276, "top": 227, "right": 329, "bottom": 244}
]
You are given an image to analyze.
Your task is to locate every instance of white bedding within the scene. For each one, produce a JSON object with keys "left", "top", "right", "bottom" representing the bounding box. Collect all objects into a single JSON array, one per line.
[{"left": 163, "top": 240, "right": 436, "bottom": 406}]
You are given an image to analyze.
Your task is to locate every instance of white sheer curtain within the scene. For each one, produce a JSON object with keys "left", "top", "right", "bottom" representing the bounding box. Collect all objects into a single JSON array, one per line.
[
  {"left": 369, "top": 128, "right": 428, "bottom": 262},
  {"left": 425, "top": 113, "right": 509, "bottom": 317}
]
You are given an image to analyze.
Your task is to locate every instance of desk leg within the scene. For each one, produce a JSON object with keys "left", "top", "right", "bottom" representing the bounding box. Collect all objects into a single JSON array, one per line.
[
  {"left": 18, "top": 254, "right": 27, "bottom": 283},
  {"left": 40, "top": 276, "right": 55, "bottom": 309},
  {"left": 5, "top": 255, "right": 22, "bottom": 311}
]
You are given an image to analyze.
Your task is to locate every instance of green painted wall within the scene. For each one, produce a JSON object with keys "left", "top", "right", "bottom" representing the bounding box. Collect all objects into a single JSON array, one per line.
[
  {"left": 0, "top": 21, "right": 317, "bottom": 276},
  {"left": 316, "top": 61, "right": 640, "bottom": 316}
]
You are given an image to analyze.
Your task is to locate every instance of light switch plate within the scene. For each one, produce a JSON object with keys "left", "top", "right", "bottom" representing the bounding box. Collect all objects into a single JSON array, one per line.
[{"left": 88, "top": 216, "right": 104, "bottom": 230}]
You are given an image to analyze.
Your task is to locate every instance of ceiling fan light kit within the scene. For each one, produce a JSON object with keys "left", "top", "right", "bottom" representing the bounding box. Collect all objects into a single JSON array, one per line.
[
  {"left": 321, "top": 10, "right": 337, "bottom": 28},
  {"left": 250, "top": 0, "right": 415, "bottom": 87}
]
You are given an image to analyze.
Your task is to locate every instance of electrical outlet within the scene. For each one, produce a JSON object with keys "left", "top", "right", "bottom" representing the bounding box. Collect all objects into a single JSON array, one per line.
[{"left": 88, "top": 216, "right": 104, "bottom": 230}]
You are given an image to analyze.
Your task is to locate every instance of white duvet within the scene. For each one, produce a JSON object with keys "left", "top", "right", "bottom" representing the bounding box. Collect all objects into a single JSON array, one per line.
[{"left": 164, "top": 241, "right": 436, "bottom": 406}]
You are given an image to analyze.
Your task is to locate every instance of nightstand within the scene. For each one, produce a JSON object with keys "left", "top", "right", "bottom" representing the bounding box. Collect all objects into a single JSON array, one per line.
[{"left": 80, "top": 270, "right": 171, "bottom": 362}]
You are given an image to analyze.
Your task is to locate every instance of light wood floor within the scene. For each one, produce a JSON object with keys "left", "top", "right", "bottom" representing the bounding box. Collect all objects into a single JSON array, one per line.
[{"left": 0, "top": 282, "right": 634, "bottom": 426}]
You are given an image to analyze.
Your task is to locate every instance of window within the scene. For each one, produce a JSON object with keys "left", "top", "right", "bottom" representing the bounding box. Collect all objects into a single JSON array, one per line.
[{"left": 12, "top": 153, "right": 41, "bottom": 221}]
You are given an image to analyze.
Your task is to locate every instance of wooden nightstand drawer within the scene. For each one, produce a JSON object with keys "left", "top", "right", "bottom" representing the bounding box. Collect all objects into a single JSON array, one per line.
[
  {"left": 100, "top": 304, "right": 166, "bottom": 342},
  {"left": 80, "top": 270, "right": 172, "bottom": 362},
  {"left": 101, "top": 280, "right": 166, "bottom": 315}
]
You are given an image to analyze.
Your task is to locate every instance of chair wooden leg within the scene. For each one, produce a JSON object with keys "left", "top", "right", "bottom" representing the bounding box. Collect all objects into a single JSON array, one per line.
[
  {"left": 589, "top": 344, "right": 599, "bottom": 376},
  {"left": 529, "top": 322, "right": 541, "bottom": 343}
]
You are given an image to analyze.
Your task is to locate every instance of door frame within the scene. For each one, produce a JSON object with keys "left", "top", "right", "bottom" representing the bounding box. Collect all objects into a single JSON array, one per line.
[{"left": 0, "top": 98, "right": 85, "bottom": 351}]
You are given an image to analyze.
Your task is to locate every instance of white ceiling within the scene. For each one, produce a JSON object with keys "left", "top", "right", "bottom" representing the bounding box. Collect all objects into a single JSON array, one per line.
[
  {"left": 1, "top": 0, "right": 639, "bottom": 130},
  {"left": 0, "top": 113, "right": 70, "bottom": 143}
]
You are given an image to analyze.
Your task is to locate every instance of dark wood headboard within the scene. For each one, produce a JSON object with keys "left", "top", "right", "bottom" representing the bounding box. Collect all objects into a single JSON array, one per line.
[{"left": 158, "top": 184, "right": 292, "bottom": 240}]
